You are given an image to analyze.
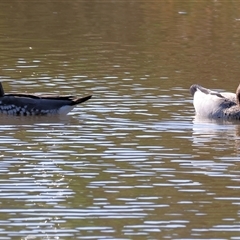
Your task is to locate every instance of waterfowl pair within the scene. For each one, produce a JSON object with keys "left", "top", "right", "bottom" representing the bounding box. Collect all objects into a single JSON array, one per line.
[
  {"left": 190, "top": 84, "right": 240, "bottom": 119},
  {"left": 0, "top": 82, "right": 92, "bottom": 116}
]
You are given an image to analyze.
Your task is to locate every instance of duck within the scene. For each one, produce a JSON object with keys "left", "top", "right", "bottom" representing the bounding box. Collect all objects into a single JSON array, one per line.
[
  {"left": 190, "top": 84, "right": 240, "bottom": 119},
  {"left": 0, "top": 82, "right": 92, "bottom": 116}
]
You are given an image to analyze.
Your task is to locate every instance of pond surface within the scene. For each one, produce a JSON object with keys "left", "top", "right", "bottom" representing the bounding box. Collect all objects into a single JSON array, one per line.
[{"left": 0, "top": 1, "right": 240, "bottom": 239}]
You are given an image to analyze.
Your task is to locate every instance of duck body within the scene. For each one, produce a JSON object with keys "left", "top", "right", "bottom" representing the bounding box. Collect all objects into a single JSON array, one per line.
[
  {"left": 190, "top": 84, "right": 240, "bottom": 120},
  {"left": 0, "top": 82, "right": 92, "bottom": 116}
]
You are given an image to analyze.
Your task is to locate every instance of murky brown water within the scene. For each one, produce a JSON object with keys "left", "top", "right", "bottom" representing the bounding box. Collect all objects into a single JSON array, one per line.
[{"left": 0, "top": 1, "right": 240, "bottom": 239}]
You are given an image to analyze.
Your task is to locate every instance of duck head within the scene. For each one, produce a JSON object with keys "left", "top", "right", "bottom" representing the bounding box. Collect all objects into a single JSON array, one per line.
[
  {"left": 0, "top": 82, "right": 4, "bottom": 97},
  {"left": 236, "top": 84, "right": 240, "bottom": 105}
]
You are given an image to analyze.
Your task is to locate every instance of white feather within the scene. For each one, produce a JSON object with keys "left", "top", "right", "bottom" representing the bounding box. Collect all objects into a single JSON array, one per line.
[
  {"left": 190, "top": 84, "right": 240, "bottom": 119},
  {"left": 58, "top": 105, "right": 74, "bottom": 115}
]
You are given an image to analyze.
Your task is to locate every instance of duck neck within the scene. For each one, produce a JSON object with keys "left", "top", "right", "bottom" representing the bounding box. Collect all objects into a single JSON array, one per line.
[{"left": 0, "top": 82, "right": 4, "bottom": 97}]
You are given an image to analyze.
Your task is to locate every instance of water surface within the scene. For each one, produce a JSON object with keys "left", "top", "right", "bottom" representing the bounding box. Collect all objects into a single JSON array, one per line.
[{"left": 0, "top": 1, "right": 240, "bottom": 239}]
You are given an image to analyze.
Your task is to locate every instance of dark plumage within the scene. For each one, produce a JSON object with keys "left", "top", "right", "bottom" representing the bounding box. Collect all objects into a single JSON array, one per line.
[{"left": 0, "top": 82, "right": 92, "bottom": 116}]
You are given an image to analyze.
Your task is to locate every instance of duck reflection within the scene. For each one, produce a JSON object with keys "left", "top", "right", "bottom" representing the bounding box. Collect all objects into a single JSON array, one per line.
[{"left": 192, "top": 115, "right": 240, "bottom": 156}]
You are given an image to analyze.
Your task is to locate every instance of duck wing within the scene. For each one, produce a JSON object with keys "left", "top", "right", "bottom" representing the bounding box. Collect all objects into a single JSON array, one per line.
[
  {"left": 5, "top": 93, "right": 92, "bottom": 105},
  {"left": 0, "top": 93, "right": 92, "bottom": 115}
]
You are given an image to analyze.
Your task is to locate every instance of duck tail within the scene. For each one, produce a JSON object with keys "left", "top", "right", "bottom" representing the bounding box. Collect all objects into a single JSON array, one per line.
[
  {"left": 190, "top": 84, "right": 225, "bottom": 99},
  {"left": 71, "top": 95, "right": 92, "bottom": 105},
  {"left": 190, "top": 84, "right": 200, "bottom": 96}
]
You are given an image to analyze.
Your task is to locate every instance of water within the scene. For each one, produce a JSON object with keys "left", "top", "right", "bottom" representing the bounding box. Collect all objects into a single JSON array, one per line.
[{"left": 0, "top": 1, "right": 240, "bottom": 239}]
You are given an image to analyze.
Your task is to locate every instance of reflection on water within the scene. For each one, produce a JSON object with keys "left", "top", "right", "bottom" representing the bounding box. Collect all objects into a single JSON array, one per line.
[
  {"left": 0, "top": 0, "right": 240, "bottom": 240},
  {"left": 0, "top": 106, "right": 240, "bottom": 239}
]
